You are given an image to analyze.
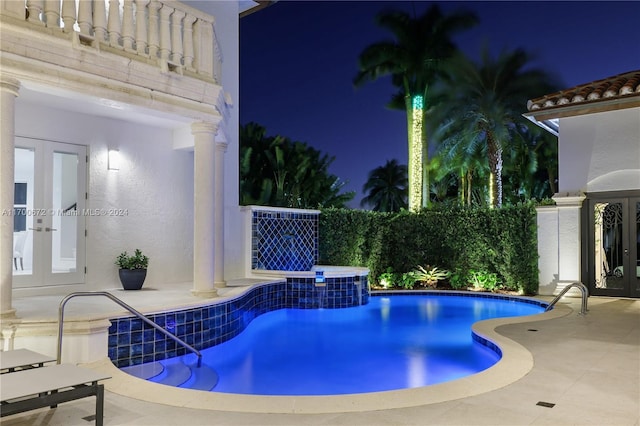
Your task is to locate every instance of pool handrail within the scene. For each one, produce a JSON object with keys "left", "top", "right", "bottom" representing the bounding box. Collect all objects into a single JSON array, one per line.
[
  {"left": 545, "top": 282, "right": 588, "bottom": 315},
  {"left": 57, "top": 291, "right": 202, "bottom": 367}
]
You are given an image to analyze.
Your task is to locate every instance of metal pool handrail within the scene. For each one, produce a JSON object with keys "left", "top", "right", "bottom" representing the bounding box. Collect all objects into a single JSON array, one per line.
[
  {"left": 545, "top": 282, "right": 588, "bottom": 315},
  {"left": 57, "top": 291, "right": 202, "bottom": 367}
]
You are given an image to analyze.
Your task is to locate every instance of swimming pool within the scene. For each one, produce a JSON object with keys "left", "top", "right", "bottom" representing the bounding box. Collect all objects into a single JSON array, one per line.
[{"left": 126, "top": 293, "right": 546, "bottom": 395}]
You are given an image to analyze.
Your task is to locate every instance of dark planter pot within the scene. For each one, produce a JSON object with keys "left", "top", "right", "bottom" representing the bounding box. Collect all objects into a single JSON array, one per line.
[{"left": 118, "top": 268, "right": 147, "bottom": 290}]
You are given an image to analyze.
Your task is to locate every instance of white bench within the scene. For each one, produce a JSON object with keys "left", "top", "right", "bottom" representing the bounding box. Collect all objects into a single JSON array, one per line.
[
  {"left": 0, "top": 348, "right": 55, "bottom": 373},
  {"left": 0, "top": 351, "right": 110, "bottom": 426}
]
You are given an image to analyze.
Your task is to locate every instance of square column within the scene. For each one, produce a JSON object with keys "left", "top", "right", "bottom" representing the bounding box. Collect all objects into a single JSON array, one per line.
[{"left": 553, "top": 193, "right": 586, "bottom": 290}]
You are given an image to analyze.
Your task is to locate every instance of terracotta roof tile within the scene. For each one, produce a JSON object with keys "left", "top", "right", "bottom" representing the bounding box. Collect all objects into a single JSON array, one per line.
[{"left": 527, "top": 70, "right": 640, "bottom": 112}]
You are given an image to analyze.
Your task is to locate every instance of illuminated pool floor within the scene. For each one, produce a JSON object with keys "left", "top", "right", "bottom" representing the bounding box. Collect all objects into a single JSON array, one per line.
[{"left": 162, "top": 294, "right": 544, "bottom": 395}]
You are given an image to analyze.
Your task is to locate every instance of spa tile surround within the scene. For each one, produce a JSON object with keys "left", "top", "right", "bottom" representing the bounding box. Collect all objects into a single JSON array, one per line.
[{"left": 109, "top": 275, "right": 369, "bottom": 367}]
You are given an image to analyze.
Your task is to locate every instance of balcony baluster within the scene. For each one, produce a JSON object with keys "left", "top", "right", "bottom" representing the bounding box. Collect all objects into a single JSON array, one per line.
[
  {"left": 107, "top": 0, "right": 121, "bottom": 47},
  {"left": 121, "top": 0, "right": 135, "bottom": 51},
  {"left": 60, "top": 0, "right": 76, "bottom": 33},
  {"left": 135, "top": 0, "right": 150, "bottom": 55},
  {"left": 43, "top": 0, "right": 60, "bottom": 28},
  {"left": 93, "top": 0, "right": 108, "bottom": 42}
]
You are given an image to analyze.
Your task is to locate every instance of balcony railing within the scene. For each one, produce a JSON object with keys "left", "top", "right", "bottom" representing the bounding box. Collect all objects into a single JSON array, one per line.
[{"left": 2, "top": 0, "right": 221, "bottom": 81}]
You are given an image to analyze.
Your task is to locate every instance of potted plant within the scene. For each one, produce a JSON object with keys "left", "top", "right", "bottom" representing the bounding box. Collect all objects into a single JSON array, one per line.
[{"left": 115, "top": 249, "right": 149, "bottom": 290}]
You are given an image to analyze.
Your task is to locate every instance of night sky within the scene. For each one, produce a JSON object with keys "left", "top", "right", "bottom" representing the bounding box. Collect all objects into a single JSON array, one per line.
[{"left": 240, "top": 1, "right": 640, "bottom": 207}]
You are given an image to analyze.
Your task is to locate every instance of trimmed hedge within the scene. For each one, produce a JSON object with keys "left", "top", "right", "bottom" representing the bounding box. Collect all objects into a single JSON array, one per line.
[{"left": 319, "top": 204, "right": 539, "bottom": 295}]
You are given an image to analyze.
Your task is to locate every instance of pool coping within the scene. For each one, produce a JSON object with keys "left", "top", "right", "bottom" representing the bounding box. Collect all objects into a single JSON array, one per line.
[{"left": 84, "top": 294, "right": 572, "bottom": 414}]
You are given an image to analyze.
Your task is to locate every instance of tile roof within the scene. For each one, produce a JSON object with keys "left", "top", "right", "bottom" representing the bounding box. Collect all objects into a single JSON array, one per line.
[{"left": 526, "top": 69, "right": 640, "bottom": 116}]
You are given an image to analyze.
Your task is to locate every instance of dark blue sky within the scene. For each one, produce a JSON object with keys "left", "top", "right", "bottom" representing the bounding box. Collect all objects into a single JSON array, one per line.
[{"left": 240, "top": 1, "right": 640, "bottom": 207}]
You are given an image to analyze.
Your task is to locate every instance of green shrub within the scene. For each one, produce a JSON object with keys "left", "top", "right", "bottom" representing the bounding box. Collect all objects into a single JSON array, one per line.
[
  {"left": 319, "top": 204, "right": 539, "bottom": 295},
  {"left": 449, "top": 268, "right": 469, "bottom": 290}
]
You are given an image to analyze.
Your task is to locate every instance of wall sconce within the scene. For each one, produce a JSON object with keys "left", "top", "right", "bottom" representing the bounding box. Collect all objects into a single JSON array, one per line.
[{"left": 108, "top": 149, "right": 120, "bottom": 171}]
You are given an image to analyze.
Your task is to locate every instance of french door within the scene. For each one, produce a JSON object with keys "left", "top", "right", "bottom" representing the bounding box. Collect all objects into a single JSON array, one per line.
[
  {"left": 13, "top": 138, "right": 87, "bottom": 288},
  {"left": 587, "top": 194, "right": 640, "bottom": 298}
]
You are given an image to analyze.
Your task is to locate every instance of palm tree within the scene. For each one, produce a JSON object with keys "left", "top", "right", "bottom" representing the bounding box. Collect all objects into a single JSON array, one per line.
[
  {"left": 361, "top": 159, "right": 408, "bottom": 212},
  {"left": 240, "top": 123, "right": 354, "bottom": 208},
  {"left": 432, "top": 48, "right": 557, "bottom": 207},
  {"left": 354, "top": 5, "right": 478, "bottom": 211},
  {"left": 502, "top": 122, "right": 558, "bottom": 203}
]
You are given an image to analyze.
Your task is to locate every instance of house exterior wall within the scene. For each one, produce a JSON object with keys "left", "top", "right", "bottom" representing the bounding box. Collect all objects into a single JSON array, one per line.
[
  {"left": 558, "top": 108, "right": 640, "bottom": 193},
  {"left": 15, "top": 102, "right": 195, "bottom": 291},
  {"left": 537, "top": 106, "right": 640, "bottom": 295}
]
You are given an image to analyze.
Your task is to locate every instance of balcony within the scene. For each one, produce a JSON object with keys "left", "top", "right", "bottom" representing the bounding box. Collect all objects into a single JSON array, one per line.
[{"left": 1, "top": 0, "right": 224, "bottom": 125}]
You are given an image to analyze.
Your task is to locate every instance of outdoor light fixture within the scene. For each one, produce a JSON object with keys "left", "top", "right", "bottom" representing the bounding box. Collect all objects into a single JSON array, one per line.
[{"left": 108, "top": 149, "right": 120, "bottom": 171}]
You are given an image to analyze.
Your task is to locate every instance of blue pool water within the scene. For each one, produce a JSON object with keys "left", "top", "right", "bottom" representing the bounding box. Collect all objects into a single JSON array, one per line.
[{"left": 177, "top": 294, "right": 544, "bottom": 396}]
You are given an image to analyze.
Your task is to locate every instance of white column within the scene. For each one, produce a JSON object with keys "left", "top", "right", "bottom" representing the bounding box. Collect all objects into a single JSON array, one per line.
[
  {"left": 0, "top": 77, "right": 20, "bottom": 319},
  {"left": 553, "top": 193, "right": 586, "bottom": 292},
  {"left": 191, "top": 122, "right": 218, "bottom": 298},
  {"left": 213, "top": 137, "right": 227, "bottom": 289}
]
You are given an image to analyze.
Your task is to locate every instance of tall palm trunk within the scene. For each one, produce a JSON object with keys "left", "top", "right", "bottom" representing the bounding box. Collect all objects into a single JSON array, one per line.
[
  {"left": 421, "top": 106, "right": 429, "bottom": 209},
  {"left": 405, "top": 94, "right": 425, "bottom": 211},
  {"left": 486, "top": 132, "right": 503, "bottom": 208}
]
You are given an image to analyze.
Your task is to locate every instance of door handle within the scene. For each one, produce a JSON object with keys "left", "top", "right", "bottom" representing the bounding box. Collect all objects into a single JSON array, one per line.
[
  {"left": 29, "top": 227, "right": 42, "bottom": 232},
  {"left": 45, "top": 227, "right": 57, "bottom": 232}
]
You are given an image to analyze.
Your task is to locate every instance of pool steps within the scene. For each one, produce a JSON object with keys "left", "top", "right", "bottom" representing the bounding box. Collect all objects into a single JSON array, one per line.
[{"left": 122, "top": 357, "right": 219, "bottom": 391}]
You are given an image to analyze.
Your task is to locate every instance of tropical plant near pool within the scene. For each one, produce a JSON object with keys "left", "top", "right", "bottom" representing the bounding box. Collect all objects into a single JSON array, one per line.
[
  {"left": 468, "top": 269, "right": 501, "bottom": 291},
  {"left": 377, "top": 268, "right": 417, "bottom": 289},
  {"left": 413, "top": 265, "right": 450, "bottom": 288}
]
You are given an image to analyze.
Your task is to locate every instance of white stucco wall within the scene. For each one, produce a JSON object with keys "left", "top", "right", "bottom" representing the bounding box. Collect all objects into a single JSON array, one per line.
[
  {"left": 15, "top": 102, "right": 195, "bottom": 290},
  {"left": 558, "top": 107, "right": 640, "bottom": 193}
]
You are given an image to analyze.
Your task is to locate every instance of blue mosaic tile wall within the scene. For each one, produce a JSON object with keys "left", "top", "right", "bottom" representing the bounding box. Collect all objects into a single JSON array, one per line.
[
  {"left": 287, "top": 275, "right": 369, "bottom": 309},
  {"left": 109, "top": 276, "right": 370, "bottom": 368},
  {"left": 251, "top": 209, "right": 318, "bottom": 271}
]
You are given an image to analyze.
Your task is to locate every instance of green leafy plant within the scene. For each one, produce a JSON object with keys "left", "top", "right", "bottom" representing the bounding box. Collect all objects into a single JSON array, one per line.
[
  {"left": 413, "top": 265, "right": 450, "bottom": 288},
  {"left": 398, "top": 272, "right": 417, "bottom": 289},
  {"left": 469, "top": 269, "right": 501, "bottom": 291},
  {"left": 449, "top": 268, "right": 469, "bottom": 290},
  {"left": 377, "top": 268, "right": 395, "bottom": 288},
  {"left": 115, "top": 249, "right": 149, "bottom": 270},
  {"left": 376, "top": 268, "right": 416, "bottom": 289}
]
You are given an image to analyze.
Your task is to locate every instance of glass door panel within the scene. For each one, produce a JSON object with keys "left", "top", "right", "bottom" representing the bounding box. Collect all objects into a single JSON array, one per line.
[
  {"left": 13, "top": 147, "right": 36, "bottom": 281},
  {"left": 593, "top": 202, "right": 624, "bottom": 291},
  {"left": 13, "top": 138, "right": 86, "bottom": 288},
  {"left": 51, "top": 151, "right": 78, "bottom": 274},
  {"left": 589, "top": 196, "right": 640, "bottom": 298}
]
